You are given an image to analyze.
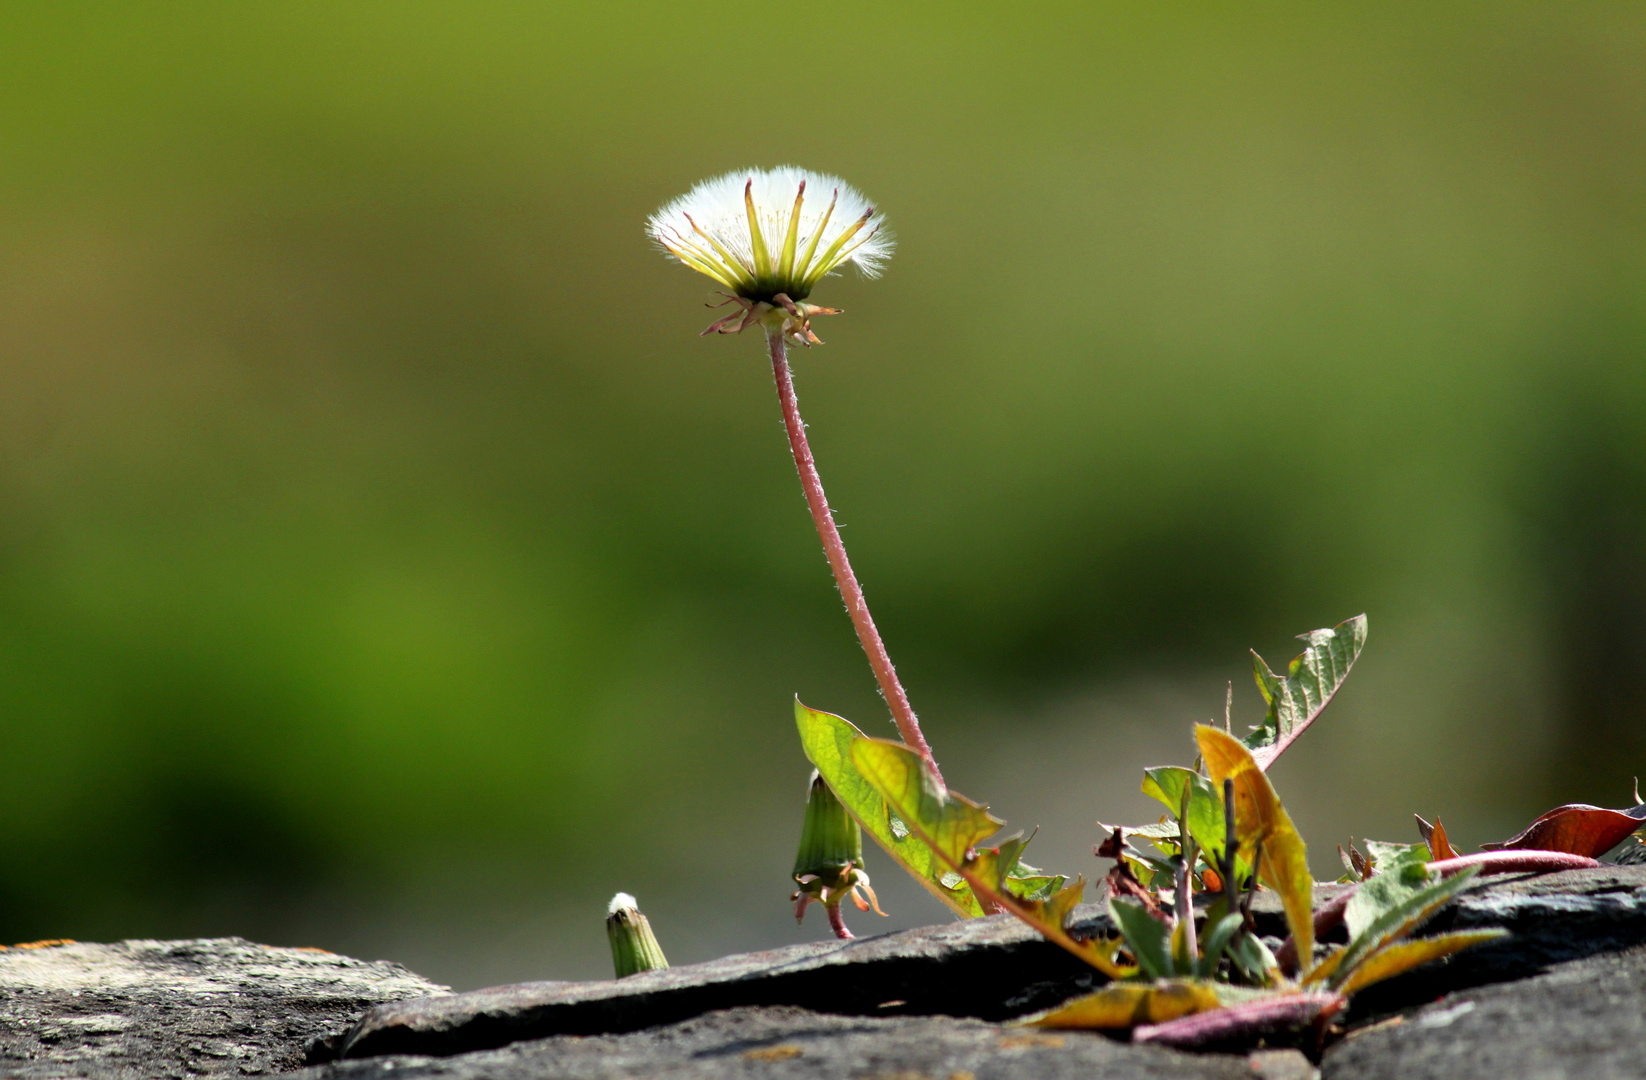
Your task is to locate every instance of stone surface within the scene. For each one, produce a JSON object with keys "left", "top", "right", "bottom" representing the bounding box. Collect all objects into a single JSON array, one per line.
[
  {"left": 329, "top": 867, "right": 1646, "bottom": 1062},
  {"left": 2, "top": 867, "right": 1643, "bottom": 1078},
  {"left": 1323, "top": 944, "right": 1646, "bottom": 1080},
  {"left": 299, "top": 1004, "right": 1261, "bottom": 1080},
  {"left": 0, "top": 937, "right": 447, "bottom": 1078},
  {"left": 322, "top": 904, "right": 1127, "bottom": 1060}
]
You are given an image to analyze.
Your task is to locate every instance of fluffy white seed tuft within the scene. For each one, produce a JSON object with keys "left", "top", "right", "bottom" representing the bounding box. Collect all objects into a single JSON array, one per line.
[
  {"left": 647, "top": 166, "right": 893, "bottom": 301},
  {"left": 608, "top": 892, "right": 639, "bottom": 915}
]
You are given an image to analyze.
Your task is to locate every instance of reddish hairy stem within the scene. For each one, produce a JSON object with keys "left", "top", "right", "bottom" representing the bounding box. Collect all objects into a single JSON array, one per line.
[
  {"left": 1427, "top": 850, "right": 1599, "bottom": 877},
  {"left": 767, "top": 330, "right": 939, "bottom": 780},
  {"left": 826, "top": 902, "right": 854, "bottom": 940},
  {"left": 1132, "top": 992, "right": 1343, "bottom": 1050}
]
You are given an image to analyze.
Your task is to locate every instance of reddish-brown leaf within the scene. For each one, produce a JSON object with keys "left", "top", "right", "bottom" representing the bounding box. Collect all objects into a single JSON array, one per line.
[
  {"left": 1480, "top": 803, "right": 1646, "bottom": 858},
  {"left": 1427, "top": 818, "right": 1458, "bottom": 861}
]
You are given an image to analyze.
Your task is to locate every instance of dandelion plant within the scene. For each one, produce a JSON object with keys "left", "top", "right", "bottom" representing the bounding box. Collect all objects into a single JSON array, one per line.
[
  {"left": 644, "top": 171, "right": 1616, "bottom": 1049},
  {"left": 645, "top": 168, "right": 929, "bottom": 768}
]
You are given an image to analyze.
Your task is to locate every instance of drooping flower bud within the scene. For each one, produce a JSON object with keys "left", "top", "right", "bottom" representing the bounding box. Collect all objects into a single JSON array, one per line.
[
  {"left": 791, "top": 771, "right": 885, "bottom": 939},
  {"left": 606, "top": 892, "right": 668, "bottom": 978}
]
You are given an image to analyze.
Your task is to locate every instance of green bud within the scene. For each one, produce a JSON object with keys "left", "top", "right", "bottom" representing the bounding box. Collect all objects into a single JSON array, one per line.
[
  {"left": 606, "top": 892, "right": 668, "bottom": 978},
  {"left": 793, "top": 771, "right": 865, "bottom": 882},
  {"left": 791, "top": 771, "right": 885, "bottom": 937}
]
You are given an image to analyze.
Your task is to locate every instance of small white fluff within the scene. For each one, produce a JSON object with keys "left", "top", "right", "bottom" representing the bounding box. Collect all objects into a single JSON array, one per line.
[
  {"left": 647, "top": 166, "right": 893, "bottom": 302},
  {"left": 608, "top": 891, "right": 639, "bottom": 915}
]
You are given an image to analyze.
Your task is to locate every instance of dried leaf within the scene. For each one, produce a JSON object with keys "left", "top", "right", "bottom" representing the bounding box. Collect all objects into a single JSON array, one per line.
[
  {"left": 1335, "top": 930, "right": 1508, "bottom": 997},
  {"left": 1414, "top": 814, "right": 1435, "bottom": 843},
  {"left": 1426, "top": 818, "right": 1458, "bottom": 861},
  {"left": 1246, "top": 615, "right": 1367, "bottom": 770},
  {"left": 1196, "top": 725, "right": 1313, "bottom": 969},
  {"left": 1023, "top": 979, "right": 1222, "bottom": 1030},
  {"left": 1480, "top": 802, "right": 1646, "bottom": 858}
]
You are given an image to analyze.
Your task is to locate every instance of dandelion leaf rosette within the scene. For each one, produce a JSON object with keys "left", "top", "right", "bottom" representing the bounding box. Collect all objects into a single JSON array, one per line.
[{"left": 795, "top": 701, "right": 984, "bottom": 916}]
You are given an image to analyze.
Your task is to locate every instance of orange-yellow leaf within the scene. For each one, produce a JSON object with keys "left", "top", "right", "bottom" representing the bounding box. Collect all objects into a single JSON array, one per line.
[
  {"left": 1023, "top": 979, "right": 1223, "bottom": 1030},
  {"left": 1428, "top": 818, "right": 1458, "bottom": 861},
  {"left": 1336, "top": 930, "right": 1507, "bottom": 997},
  {"left": 1301, "top": 944, "right": 1347, "bottom": 988},
  {"left": 1196, "top": 725, "right": 1313, "bottom": 970}
]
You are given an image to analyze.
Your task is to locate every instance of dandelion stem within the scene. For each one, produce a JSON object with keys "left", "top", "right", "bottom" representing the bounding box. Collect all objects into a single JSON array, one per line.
[{"left": 766, "top": 328, "right": 940, "bottom": 782}]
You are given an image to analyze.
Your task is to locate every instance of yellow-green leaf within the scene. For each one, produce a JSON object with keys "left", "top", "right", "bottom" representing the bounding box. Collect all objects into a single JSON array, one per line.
[
  {"left": 1196, "top": 724, "right": 1313, "bottom": 969},
  {"left": 795, "top": 700, "right": 983, "bottom": 917},
  {"left": 1301, "top": 944, "right": 1347, "bottom": 987},
  {"left": 848, "top": 736, "right": 1003, "bottom": 869},
  {"left": 851, "top": 736, "right": 1134, "bottom": 980},
  {"left": 1335, "top": 930, "right": 1507, "bottom": 997},
  {"left": 1023, "top": 979, "right": 1223, "bottom": 1030}
]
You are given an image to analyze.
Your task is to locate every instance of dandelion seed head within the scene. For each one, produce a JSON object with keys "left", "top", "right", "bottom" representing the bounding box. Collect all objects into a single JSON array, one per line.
[
  {"left": 608, "top": 892, "right": 639, "bottom": 915},
  {"left": 647, "top": 166, "right": 893, "bottom": 305}
]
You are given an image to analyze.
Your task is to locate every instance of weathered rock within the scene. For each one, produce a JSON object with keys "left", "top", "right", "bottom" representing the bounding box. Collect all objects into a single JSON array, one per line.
[
  {"left": 299, "top": 1004, "right": 1263, "bottom": 1080},
  {"left": 330, "top": 867, "right": 1646, "bottom": 1062},
  {"left": 0, "top": 937, "right": 446, "bottom": 1078},
  {"left": 3, "top": 867, "right": 1642, "bottom": 1078},
  {"left": 324, "top": 902, "right": 1145, "bottom": 1061},
  {"left": 1323, "top": 944, "right": 1646, "bottom": 1080},
  {"left": 1340, "top": 865, "right": 1646, "bottom": 1021}
]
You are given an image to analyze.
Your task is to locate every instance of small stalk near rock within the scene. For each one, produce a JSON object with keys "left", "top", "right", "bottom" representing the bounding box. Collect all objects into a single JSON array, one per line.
[{"left": 607, "top": 893, "right": 669, "bottom": 978}]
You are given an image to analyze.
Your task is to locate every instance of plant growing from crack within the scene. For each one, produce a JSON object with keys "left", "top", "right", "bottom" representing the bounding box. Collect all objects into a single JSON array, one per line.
[{"left": 647, "top": 168, "right": 1636, "bottom": 1046}]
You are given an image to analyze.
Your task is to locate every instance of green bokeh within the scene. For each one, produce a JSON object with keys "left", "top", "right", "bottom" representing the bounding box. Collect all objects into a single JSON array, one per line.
[{"left": 0, "top": 2, "right": 1641, "bottom": 986}]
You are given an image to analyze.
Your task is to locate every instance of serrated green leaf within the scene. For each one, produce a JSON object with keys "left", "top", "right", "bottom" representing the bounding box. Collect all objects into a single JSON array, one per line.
[
  {"left": 1006, "top": 873, "right": 1064, "bottom": 902},
  {"left": 1330, "top": 866, "right": 1482, "bottom": 990},
  {"left": 852, "top": 737, "right": 1134, "bottom": 980},
  {"left": 1245, "top": 615, "right": 1367, "bottom": 769},
  {"left": 1142, "top": 767, "right": 1224, "bottom": 853},
  {"left": 849, "top": 736, "right": 1003, "bottom": 868},
  {"left": 1344, "top": 859, "right": 1436, "bottom": 942},
  {"left": 1362, "top": 840, "right": 1429, "bottom": 876},
  {"left": 1110, "top": 898, "right": 1175, "bottom": 980},
  {"left": 1140, "top": 767, "right": 1254, "bottom": 884},
  {"left": 795, "top": 700, "right": 984, "bottom": 917}
]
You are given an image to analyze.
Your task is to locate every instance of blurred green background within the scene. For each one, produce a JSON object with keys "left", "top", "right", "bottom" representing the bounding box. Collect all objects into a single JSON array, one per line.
[{"left": 0, "top": 2, "right": 1642, "bottom": 988}]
